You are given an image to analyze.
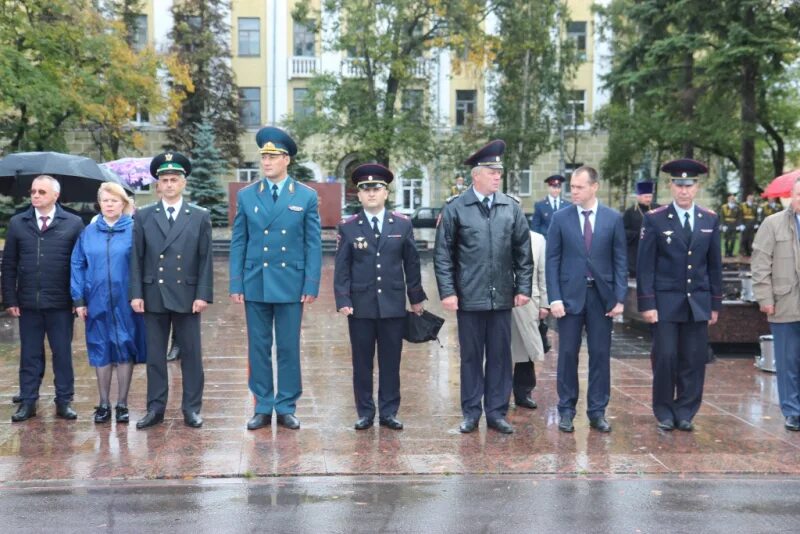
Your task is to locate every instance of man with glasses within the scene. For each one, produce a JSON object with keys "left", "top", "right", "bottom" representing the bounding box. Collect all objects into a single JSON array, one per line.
[{"left": 2, "top": 175, "right": 84, "bottom": 422}]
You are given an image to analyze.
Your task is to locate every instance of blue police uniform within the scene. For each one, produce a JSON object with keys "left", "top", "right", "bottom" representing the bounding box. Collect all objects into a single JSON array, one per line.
[
  {"left": 636, "top": 159, "right": 723, "bottom": 430},
  {"left": 229, "top": 127, "right": 322, "bottom": 428},
  {"left": 531, "top": 175, "right": 571, "bottom": 235},
  {"left": 333, "top": 164, "right": 426, "bottom": 429}
]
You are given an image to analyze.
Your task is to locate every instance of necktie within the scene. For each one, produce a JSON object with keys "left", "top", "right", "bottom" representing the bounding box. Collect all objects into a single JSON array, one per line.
[
  {"left": 167, "top": 206, "right": 175, "bottom": 227},
  {"left": 553, "top": 199, "right": 558, "bottom": 211},
  {"left": 482, "top": 196, "right": 490, "bottom": 216},
  {"left": 39, "top": 215, "right": 49, "bottom": 232},
  {"left": 683, "top": 212, "right": 692, "bottom": 241},
  {"left": 372, "top": 216, "right": 380, "bottom": 241},
  {"left": 272, "top": 184, "right": 278, "bottom": 202},
  {"left": 583, "top": 210, "right": 593, "bottom": 278}
]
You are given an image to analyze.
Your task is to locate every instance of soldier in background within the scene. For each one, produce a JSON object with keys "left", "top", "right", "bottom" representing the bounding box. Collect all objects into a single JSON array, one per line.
[
  {"left": 739, "top": 193, "right": 757, "bottom": 257},
  {"left": 760, "top": 196, "right": 782, "bottom": 221},
  {"left": 720, "top": 193, "right": 740, "bottom": 258},
  {"left": 450, "top": 175, "right": 468, "bottom": 196}
]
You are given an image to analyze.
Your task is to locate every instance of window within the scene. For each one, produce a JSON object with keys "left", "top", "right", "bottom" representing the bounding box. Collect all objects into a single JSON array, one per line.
[
  {"left": 567, "top": 21, "right": 587, "bottom": 61},
  {"left": 293, "top": 88, "right": 313, "bottom": 119},
  {"left": 401, "top": 179, "right": 423, "bottom": 210},
  {"left": 237, "top": 166, "right": 260, "bottom": 182},
  {"left": 293, "top": 20, "right": 315, "bottom": 57},
  {"left": 455, "top": 90, "right": 477, "bottom": 127},
  {"left": 565, "top": 90, "right": 585, "bottom": 127},
  {"left": 132, "top": 105, "right": 149, "bottom": 124},
  {"left": 130, "top": 14, "right": 147, "bottom": 51},
  {"left": 238, "top": 18, "right": 260, "bottom": 56},
  {"left": 517, "top": 170, "right": 531, "bottom": 196},
  {"left": 239, "top": 87, "right": 261, "bottom": 127},
  {"left": 402, "top": 89, "right": 424, "bottom": 115}
]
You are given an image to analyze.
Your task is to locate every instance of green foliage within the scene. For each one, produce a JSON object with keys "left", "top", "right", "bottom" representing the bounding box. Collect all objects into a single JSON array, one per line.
[
  {"left": 188, "top": 114, "right": 229, "bottom": 226},
  {"left": 165, "top": 0, "right": 244, "bottom": 165}
]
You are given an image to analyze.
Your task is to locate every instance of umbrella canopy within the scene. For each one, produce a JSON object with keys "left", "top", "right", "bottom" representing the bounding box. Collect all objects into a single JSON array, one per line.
[
  {"left": 762, "top": 169, "right": 800, "bottom": 199},
  {"left": 102, "top": 157, "right": 154, "bottom": 188},
  {"left": 99, "top": 166, "right": 135, "bottom": 197},
  {"left": 0, "top": 151, "right": 112, "bottom": 203}
]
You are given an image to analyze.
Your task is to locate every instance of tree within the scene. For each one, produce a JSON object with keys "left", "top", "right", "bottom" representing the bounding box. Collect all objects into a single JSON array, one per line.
[
  {"left": 188, "top": 114, "right": 228, "bottom": 226},
  {"left": 288, "top": 0, "right": 495, "bottom": 173},
  {"left": 490, "top": 0, "right": 577, "bottom": 194},
  {"left": 165, "top": 0, "right": 243, "bottom": 165}
]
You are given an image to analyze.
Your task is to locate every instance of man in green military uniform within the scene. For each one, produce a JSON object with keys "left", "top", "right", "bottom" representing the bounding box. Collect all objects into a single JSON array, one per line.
[
  {"left": 720, "top": 193, "right": 740, "bottom": 258},
  {"left": 739, "top": 193, "right": 757, "bottom": 257},
  {"left": 760, "top": 197, "right": 782, "bottom": 220}
]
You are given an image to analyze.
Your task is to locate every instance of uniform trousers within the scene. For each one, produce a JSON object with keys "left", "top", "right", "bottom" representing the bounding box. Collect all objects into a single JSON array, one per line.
[
  {"left": 18, "top": 308, "right": 75, "bottom": 404},
  {"left": 245, "top": 301, "right": 303, "bottom": 415},
  {"left": 651, "top": 317, "right": 708, "bottom": 422},
  {"left": 143, "top": 312, "right": 203, "bottom": 414},
  {"left": 456, "top": 309, "right": 512, "bottom": 421},
  {"left": 347, "top": 316, "right": 404, "bottom": 419},
  {"left": 769, "top": 322, "right": 800, "bottom": 417}
]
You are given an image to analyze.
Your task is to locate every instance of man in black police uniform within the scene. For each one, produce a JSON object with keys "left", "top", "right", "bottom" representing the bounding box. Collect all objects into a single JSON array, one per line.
[
  {"left": 622, "top": 181, "right": 659, "bottom": 277},
  {"left": 531, "top": 174, "right": 570, "bottom": 236},
  {"left": 334, "top": 164, "right": 426, "bottom": 430},
  {"left": 636, "top": 158, "right": 722, "bottom": 432},
  {"left": 434, "top": 140, "right": 533, "bottom": 434},
  {"left": 130, "top": 152, "right": 214, "bottom": 429}
]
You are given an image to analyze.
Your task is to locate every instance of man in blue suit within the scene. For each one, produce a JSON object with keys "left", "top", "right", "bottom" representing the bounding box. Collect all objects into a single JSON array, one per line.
[
  {"left": 637, "top": 159, "right": 722, "bottom": 432},
  {"left": 334, "top": 164, "right": 426, "bottom": 431},
  {"left": 546, "top": 166, "right": 627, "bottom": 433},
  {"left": 230, "top": 126, "right": 322, "bottom": 431},
  {"left": 531, "top": 174, "right": 570, "bottom": 235}
]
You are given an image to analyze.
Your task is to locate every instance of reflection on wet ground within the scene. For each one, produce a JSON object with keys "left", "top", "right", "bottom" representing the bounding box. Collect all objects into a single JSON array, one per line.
[{"left": 0, "top": 257, "right": 796, "bottom": 482}]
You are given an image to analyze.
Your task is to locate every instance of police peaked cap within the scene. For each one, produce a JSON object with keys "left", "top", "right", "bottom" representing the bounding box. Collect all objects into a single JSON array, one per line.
[
  {"left": 463, "top": 140, "right": 505, "bottom": 169},
  {"left": 352, "top": 163, "right": 394, "bottom": 188}
]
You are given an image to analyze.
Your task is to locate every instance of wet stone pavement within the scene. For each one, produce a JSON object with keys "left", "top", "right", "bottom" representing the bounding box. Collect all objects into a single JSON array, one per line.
[{"left": 0, "top": 256, "right": 798, "bottom": 483}]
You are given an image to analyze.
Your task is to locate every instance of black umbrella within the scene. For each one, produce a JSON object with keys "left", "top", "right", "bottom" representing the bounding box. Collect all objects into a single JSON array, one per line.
[
  {"left": 403, "top": 310, "right": 445, "bottom": 344},
  {"left": 0, "top": 151, "right": 123, "bottom": 203}
]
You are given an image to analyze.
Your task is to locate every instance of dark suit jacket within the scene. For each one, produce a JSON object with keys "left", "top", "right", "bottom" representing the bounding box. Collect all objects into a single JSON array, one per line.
[
  {"left": 532, "top": 197, "right": 571, "bottom": 236},
  {"left": 129, "top": 201, "right": 213, "bottom": 313},
  {"left": 333, "top": 211, "right": 425, "bottom": 319},
  {"left": 636, "top": 204, "right": 722, "bottom": 322},
  {"left": 545, "top": 203, "right": 627, "bottom": 314}
]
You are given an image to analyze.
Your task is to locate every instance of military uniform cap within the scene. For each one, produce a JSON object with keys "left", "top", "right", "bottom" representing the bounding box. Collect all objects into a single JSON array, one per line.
[
  {"left": 463, "top": 139, "right": 505, "bottom": 169},
  {"left": 635, "top": 181, "right": 655, "bottom": 195},
  {"left": 661, "top": 159, "right": 708, "bottom": 186},
  {"left": 150, "top": 151, "right": 192, "bottom": 178},
  {"left": 545, "top": 174, "right": 566, "bottom": 186},
  {"left": 256, "top": 126, "right": 298, "bottom": 157},
  {"left": 352, "top": 163, "right": 393, "bottom": 189}
]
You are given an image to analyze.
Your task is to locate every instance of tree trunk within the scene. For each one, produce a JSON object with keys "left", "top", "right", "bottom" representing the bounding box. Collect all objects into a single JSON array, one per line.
[{"left": 739, "top": 6, "right": 757, "bottom": 196}]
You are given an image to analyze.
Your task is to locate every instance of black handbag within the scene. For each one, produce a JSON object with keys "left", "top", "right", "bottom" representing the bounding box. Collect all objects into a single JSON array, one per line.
[{"left": 403, "top": 310, "right": 445, "bottom": 343}]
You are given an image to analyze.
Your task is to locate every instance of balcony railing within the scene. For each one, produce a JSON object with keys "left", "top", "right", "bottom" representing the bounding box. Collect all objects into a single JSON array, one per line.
[
  {"left": 341, "top": 57, "right": 429, "bottom": 79},
  {"left": 289, "top": 56, "right": 320, "bottom": 78}
]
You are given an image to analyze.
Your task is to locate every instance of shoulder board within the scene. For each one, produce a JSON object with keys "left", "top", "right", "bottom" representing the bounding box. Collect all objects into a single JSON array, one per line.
[
  {"left": 446, "top": 195, "right": 459, "bottom": 203},
  {"left": 647, "top": 205, "right": 669, "bottom": 216},
  {"left": 697, "top": 205, "right": 716, "bottom": 216},
  {"left": 391, "top": 211, "right": 409, "bottom": 220},
  {"left": 508, "top": 194, "right": 520, "bottom": 203},
  {"left": 296, "top": 181, "right": 315, "bottom": 191},
  {"left": 342, "top": 214, "right": 359, "bottom": 224},
  {"left": 242, "top": 181, "right": 260, "bottom": 190},
  {"left": 186, "top": 202, "right": 207, "bottom": 211}
]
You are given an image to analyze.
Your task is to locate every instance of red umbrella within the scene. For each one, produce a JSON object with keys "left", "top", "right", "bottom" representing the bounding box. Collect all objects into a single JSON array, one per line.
[{"left": 762, "top": 169, "right": 800, "bottom": 198}]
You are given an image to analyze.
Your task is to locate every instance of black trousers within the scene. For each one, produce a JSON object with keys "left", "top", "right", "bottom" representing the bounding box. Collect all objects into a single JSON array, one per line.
[
  {"left": 457, "top": 309, "right": 512, "bottom": 421},
  {"left": 18, "top": 308, "right": 75, "bottom": 404},
  {"left": 513, "top": 361, "right": 537, "bottom": 400},
  {"left": 143, "top": 312, "right": 204, "bottom": 414},
  {"left": 347, "top": 316, "right": 404, "bottom": 419},
  {"left": 652, "top": 318, "right": 708, "bottom": 422},
  {"left": 723, "top": 227, "right": 737, "bottom": 256}
]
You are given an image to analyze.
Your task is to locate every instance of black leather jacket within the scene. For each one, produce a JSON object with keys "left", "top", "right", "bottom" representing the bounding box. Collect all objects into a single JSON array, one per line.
[{"left": 434, "top": 189, "right": 533, "bottom": 311}]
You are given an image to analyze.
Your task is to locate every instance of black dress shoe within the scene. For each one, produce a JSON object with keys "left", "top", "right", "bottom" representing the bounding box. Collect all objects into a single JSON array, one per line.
[
  {"left": 487, "top": 418, "right": 514, "bottom": 434},
  {"left": 247, "top": 413, "right": 271, "bottom": 430},
  {"left": 183, "top": 411, "right": 203, "bottom": 428},
  {"left": 136, "top": 411, "right": 165, "bottom": 429},
  {"left": 589, "top": 416, "right": 612, "bottom": 433},
  {"left": 12, "top": 394, "right": 21, "bottom": 404},
  {"left": 515, "top": 396, "right": 538, "bottom": 409},
  {"left": 676, "top": 419, "right": 694, "bottom": 431},
  {"left": 379, "top": 415, "right": 403, "bottom": 430},
  {"left": 11, "top": 403, "right": 36, "bottom": 422},
  {"left": 558, "top": 415, "right": 574, "bottom": 433},
  {"left": 115, "top": 405, "right": 129, "bottom": 424},
  {"left": 93, "top": 404, "right": 111, "bottom": 424},
  {"left": 354, "top": 416, "right": 374, "bottom": 430},
  {"left": 657, "top": 419, "right": 675, "bottom": 431},
  {"left": 459, "top": 418, "right": 479, "bottom": 433},
  {"left": 166, "top": 344, "right": 181, "bottom": 362},
  {"left": 784, "top": 416, "right": 800, "bottom": 431},
  {"left": 276, "top": 413, "right": 300, "bottom": 429},
  {"left": 56, "top": 402, "right": 77, "bottom": 420}
]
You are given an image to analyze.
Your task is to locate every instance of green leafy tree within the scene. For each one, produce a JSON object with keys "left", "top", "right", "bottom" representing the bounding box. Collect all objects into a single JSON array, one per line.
[
  {"left": 165, "top": 0, "right": 244, "bottom": 165},
  {"left": 188, "top": 114, "right": 229, "bottom": 226}
]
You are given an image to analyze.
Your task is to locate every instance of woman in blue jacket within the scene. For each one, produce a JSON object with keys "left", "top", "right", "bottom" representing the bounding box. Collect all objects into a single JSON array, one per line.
[{"left": 71, "top": 182, "right": 146, "bottom": 423}]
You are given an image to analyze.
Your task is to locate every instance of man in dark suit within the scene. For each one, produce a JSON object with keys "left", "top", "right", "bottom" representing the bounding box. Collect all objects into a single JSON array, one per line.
[
  {"left": 531, "top": 174, "right": 570, "bottom": 236},
  {"left": 622, "top": 181, "right": 659, "bottom": 277},
  {"left": 637, "top": 159, "right": 722, "bottom": 432},
  {"left": 130, "top": 152, "right": 213, "bottom": 429},
  {"left": 334, "top": 164, "right": 426, "bottom": 430},
  {"left": 2, "top": 175, "right": 84, "bottom": 422},
  {"left": 434, "top": 140, "right": 533, "bottom": 434},
  {"left": 546, "top": 166, "right": 627, "bottom": 433},
  {"left": 229, "top": 127, "right": 322, "bottom": 431}
]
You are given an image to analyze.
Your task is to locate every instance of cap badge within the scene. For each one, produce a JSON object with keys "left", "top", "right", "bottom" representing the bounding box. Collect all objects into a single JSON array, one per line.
[
  {"left": 681, "top": 172, "right": 688, "bottom": 178},
  {"left": 165, "top": 153, "right": 173, "bottom": 161}
]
